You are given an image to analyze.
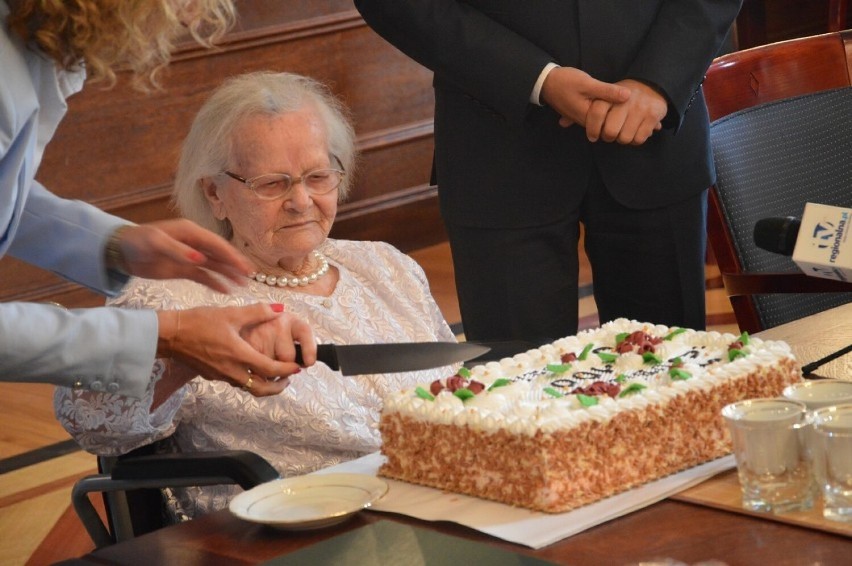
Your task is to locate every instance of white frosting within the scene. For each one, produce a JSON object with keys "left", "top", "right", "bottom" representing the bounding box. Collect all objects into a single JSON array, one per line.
[{"left": 384, "top": 319, "right": 795, "bottom": 436}]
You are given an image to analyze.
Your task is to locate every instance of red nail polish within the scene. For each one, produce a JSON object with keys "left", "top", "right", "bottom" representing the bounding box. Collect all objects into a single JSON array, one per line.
[
  {"left": 188, "top": 250, "right": 205, "bottom": 263},
  {"left": 270, "top": 303, "right": 285, "bottom": 313},
  {"left": 291, "top": 368, "right": 301, "bottom": 374}
]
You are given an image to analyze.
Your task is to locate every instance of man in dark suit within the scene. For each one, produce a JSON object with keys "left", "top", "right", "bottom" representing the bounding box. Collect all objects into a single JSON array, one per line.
[{"left": 356, "top": 1, "right": 742, "bottom": 341}]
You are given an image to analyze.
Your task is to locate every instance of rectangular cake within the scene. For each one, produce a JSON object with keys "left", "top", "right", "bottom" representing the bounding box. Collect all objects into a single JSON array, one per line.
[{"left": 379, "top": 319, "right": 801, "bottom": 513}]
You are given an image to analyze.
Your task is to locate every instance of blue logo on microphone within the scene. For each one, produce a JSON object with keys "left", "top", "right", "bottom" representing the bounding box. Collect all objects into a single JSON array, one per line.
[
  {"left": 810, "top": 211, "right": 848, "bottom": 264},
  {"left": 810, "top": 221, "right": 837, "bottom": 249}
]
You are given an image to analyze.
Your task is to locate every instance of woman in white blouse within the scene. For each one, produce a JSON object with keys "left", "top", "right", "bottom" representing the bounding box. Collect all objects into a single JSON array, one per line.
[{"left": 55, "top": 71, "right": 456, "bottom": 520}]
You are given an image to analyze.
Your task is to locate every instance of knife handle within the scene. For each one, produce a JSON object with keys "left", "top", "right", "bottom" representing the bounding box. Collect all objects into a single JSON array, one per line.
[{"left": 294, "top": 344, "right": 339, "bottom": 370}]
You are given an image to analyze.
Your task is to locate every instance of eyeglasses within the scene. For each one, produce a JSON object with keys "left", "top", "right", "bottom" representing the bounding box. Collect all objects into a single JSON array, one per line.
[{"left": 221, "top": 157, "right": 345, "bottom": 201}]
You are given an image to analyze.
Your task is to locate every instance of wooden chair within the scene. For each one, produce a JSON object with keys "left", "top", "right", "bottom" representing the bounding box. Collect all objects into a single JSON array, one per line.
[{"left": 703, "top": 31, "right": 852, "bottom": 334}]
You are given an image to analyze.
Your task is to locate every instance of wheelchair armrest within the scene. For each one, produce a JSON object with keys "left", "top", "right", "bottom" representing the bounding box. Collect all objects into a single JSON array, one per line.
[{"left": 111, "top": 450, "right": 280, "bottom": 490}]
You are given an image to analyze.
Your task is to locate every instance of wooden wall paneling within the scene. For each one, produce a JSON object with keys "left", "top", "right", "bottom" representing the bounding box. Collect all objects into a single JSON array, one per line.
[
  {"left": 736, "top": 0, "right": 852, "bottom": 49},
  {"left": 229, "top": 0, "right": 355, "bottom": 29},
  {"left": 334, "top": 120, "right": 440, "bottom": 249},
  {"left": 0, "top": 5, "right": 442, "bottom": 307},
  {"left": 828, "top": 0, "right": 849, "bottom": 31}
]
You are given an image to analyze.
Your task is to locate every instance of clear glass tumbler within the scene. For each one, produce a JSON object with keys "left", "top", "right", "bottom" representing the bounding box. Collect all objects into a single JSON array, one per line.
[
  {"left": 722, "top": 398, "right": 813, "bottom": 514},
  {"left": 811, "top": 403, "right": 852, "bottom": 522},
  {"left": 783, "top": 380, "right": 852, "bottom": 492}
]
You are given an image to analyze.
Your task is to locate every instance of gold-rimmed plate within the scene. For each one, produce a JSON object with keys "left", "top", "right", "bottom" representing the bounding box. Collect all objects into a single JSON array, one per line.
[{"left": 228, "top": 473, "right": 388, "bottom": 531}]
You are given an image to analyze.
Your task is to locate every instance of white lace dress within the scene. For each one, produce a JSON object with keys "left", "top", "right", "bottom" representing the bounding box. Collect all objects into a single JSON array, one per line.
[{"left": 54, "top": 239, "right": 456, "bottom": 520}]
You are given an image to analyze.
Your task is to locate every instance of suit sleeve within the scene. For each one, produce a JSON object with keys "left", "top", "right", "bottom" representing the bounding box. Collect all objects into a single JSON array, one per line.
[
  {"left": 623, "top": 0, "right": 742, "bottom": 125},
  {"left": 7, "top": 180, "right": 129, "bottom": 296},
  {"left": 355, "top": 0, "right": 555, "bottom": 121},
  {"left": 0, "top": 302, "right": 158, "bottom": 398}
]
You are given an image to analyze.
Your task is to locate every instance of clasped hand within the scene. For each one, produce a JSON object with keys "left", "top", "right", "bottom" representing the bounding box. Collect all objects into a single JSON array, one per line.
[
  {"left": 157, "top": 305, "right": 317, "bottom": 397},
  {"left": 541, "top": 68, "right": 668, "bottom": 146}
]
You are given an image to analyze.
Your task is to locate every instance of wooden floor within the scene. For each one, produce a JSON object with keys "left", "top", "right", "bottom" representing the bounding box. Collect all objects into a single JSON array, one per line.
[{"left": 0, "top": 241, "right": 738, "bottom": 565}]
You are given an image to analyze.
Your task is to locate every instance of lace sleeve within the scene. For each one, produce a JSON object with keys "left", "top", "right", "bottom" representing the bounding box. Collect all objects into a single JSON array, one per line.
[
  {"left": 391, "top": 243, "right": 457, "bottom": 343},
  {"left": 53, "top": 359, "right": 188, "bottom": 456}
]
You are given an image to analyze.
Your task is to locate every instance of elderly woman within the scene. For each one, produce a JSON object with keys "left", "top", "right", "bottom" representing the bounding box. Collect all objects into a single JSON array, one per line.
[{"left": 54, "top": 71, "right": 456, "bottom": 520}]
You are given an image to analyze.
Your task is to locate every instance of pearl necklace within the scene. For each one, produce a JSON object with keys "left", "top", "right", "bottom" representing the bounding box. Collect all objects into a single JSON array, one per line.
[{"left": 249, "top": 251, "right": 330, "bottom": 288}]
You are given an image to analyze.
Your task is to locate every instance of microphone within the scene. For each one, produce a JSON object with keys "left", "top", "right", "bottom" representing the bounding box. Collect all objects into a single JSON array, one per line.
[
  {"left": 753, "top": 203, "right": 851, "bottom": 283},
  {"left": 754, "top": 216, "right": 801, "bottom": 256}
]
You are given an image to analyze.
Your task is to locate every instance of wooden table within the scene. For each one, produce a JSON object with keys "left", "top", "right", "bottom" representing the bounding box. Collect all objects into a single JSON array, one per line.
[
  {"left": 754, "top": 301, "right": 852, "bottom": 380},
  {"left": 69, "top": 305, "right": 852, "bottom": 565},
  {"left": 67, "top": 498, "right": 850, "bottom": 565}
]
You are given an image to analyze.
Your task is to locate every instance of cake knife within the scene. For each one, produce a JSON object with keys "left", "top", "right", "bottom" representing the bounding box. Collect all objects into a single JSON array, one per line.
[{"left": 294, "top": 342, "right": 490, "bottom": 375}]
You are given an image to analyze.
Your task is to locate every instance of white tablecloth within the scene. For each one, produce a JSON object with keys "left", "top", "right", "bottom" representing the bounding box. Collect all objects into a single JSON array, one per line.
[{"left": 316, "top": 452, "right": 736, "bottom": 549}]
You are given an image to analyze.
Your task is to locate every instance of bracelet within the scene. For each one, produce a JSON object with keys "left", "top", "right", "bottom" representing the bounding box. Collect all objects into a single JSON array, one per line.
[{"left": 104, "top": 225, "right": 132, "bottom": 275}]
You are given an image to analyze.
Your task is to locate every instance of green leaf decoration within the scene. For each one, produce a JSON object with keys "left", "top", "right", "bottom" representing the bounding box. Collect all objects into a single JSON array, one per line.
[
  {"left": 453, "top": 388, "right": 475, "bottom": 401},
  {"left": 738, "top": 331, "right": 750, "bottom": 346},
  {"left": 669, "top": 368, "right": 692, "bottom": 381},
  {"left": 664, "top": 328, "right": 687, "bottom": 340},
  {"left": 596, "top": 352, "right": 618, "bottom": 364},
  {"left": 670, "top": 356, "right": 683, "bottom": 366},
  {"left": 544, "top": 387, "right": 564, "bottom": 398},
  {"left": 415, "top": 386, "right": 435, "bottom": 401},
  {"left": 615, "top": 332, "right": 630, "bottom": 345},
  {"left": 619, "top": 383, "right": 647, "bottom": 397},
  {"left": 487, "top": 378, "right": 512, "bottom": 391},
  {"left": 577, "top": 394, "right": 599, "bottom": 407},
  {"left": 615, "top": 373, "right": 628, "bottom": 383},
  {"left": 728, "top": 349, "right": 746, "bottom": 362},
  {"left": 546, "top": 363, "right": 572, "bottom": 374},
  {"left": 457, "top": 366, "right": 472, "bottom": 378},
  {"left": 642, "top": 352, "right": 662, "bottom": 365},
  {"left": 578, "top": 343, "right": 594, "bottom": 361}
]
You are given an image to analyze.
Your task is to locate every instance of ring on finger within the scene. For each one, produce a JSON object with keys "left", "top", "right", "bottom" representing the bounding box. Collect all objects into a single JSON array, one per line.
[{"left": 242, "top": 369, "right": 254, "bottom": 391}]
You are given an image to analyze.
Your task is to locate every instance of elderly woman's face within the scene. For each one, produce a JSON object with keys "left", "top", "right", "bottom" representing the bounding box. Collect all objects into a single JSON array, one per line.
[{"left": 206, "top": 106, "right": 338, "bottom": 269}]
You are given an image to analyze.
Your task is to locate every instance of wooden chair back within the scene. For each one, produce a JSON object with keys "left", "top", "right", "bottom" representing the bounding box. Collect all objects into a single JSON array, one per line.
[{"left": 703, "top": 31, "right": 852, "bottom": 333}]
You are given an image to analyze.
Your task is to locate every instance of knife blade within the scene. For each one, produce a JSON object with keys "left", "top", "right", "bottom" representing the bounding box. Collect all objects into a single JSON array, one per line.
[
  {"left": 462, "top": 340, "right": 540, "bottom": 366},
  {"left": 294, "top": 342, "right": 491, "bottom": 375}
]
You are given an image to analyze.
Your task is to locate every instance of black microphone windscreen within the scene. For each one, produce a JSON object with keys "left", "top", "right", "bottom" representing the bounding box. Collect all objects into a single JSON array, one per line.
[{"left": 753, "top": 217, "right": 801, "bottom": 256}]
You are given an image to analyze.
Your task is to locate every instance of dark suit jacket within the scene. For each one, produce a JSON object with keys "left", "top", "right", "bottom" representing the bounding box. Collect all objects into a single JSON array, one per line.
[{"left": 356, "top": 0, "right": 742, "bottom": 227}]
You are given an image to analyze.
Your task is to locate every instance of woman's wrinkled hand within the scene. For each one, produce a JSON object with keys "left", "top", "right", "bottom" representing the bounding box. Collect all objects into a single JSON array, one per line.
[
  {"left": 156, "top": 303, "right": 316, "bottom": 396},
  {"left": 239, "top": 305, "right": 317, "bottom": 378}
]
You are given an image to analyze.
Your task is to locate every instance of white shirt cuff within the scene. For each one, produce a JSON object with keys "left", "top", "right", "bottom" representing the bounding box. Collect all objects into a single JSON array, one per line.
[{"left": 531, "top": 62, "right": 560, "bottom": 106}]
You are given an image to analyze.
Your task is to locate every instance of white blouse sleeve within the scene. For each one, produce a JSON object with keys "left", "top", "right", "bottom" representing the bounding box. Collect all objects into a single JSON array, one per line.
[{"left": 53, "top": 359, "right": 188, "bottom": 456}]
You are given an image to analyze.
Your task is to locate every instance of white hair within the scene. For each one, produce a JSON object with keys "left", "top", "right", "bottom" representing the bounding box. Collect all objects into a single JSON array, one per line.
[{"left": 173, "top": 71, "right": 356, "bottom": 237}]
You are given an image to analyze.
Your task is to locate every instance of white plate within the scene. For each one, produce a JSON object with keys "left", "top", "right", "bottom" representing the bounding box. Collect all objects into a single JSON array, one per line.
[{"left": 228, "top": 473, "right": 388, "bottom": 531}]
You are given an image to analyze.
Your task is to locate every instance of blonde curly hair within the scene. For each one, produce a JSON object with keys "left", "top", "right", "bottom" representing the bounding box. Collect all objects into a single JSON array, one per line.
[{"left": 7, "top": 0, "right": 236, "bottom": 88}]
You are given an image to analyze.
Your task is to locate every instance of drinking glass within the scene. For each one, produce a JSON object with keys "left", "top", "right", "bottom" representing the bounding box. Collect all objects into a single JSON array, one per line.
[
  {"left": 722, "top": 398, "right": 813, "bottom": 513},
  {"left": 782, "top": 380, "right": 852, "bottom": 410},
  {"left": 811, "top": 403, "right": 852, "bottom": 522},
  {"left": 783, "top": 380, "right": 852, "bottom": 489}
]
